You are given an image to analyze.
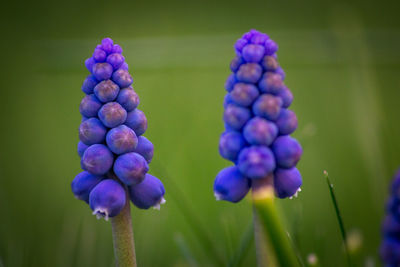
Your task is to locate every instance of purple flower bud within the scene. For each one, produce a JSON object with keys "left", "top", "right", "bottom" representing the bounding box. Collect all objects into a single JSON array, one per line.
[
  {"left": 71, "top": 171, "right": 104, "bottom": 203},
  {"left": 223, "top": 94, "right": 234, "bottom": 108},
  {"left": 273, "top": 167, "right": 302, "bottom": 198},
  {"left": 275, "top": 67, "right": 286, "bottom": 80},
  {"left": 264, "top": 39, "right": 278, "bottom": 55},
  {"left": 114, "top": 152, "right": 149, "bottom": 186},
  {"left": 112, "top": 69, "right": 133, "bottom": 88},
  {"left": 272, "top": 136, "right": 302, "bottom": 169},
  {"left": 89, "top": 179, "right": 126, "bottom": 220},
  {"left": 133, "top": 136, "right": 154, "bottom": 163},
  {"left": 81, "top": 144, "right": 114, "bottom": 175},
  {"left": 225, "top": 73, "right": 236, "bottom": 92},
  {"left": 230, "top": 55, "right": 244, "bottom": 72},
  {"left": 223, "top": 104, "right": 251, "bottom": 131},
  {"left": 112, "top": 44, "right": 123, "bottom": 54},
  {"left": 236, "top": 63, "right": 262, "bottom": 84},
  {"left": 79, "top": 118, "right": 107, "bottom": 145},
  {"left": 381, "top": 238, "right": 400, "bottom": 265},
  {"left": 258, "top": 73, "right": 284, "bottom": 94},
  {"left": 234, "top": 38, "right": 248, "bottom": 53},
  {"left": 219, "top": 131, "right": 246, "bottom": 162},
  {"left": 128, "top": 174, "right": 165, "bottom": 209},
  {"left": 383, "top": 215, "right": 400, "bottom": 239},
  {"left": 94, "top": 80, "right": 120, "bottom": 103},
  {"left": 82, "top": 75, "right": 98, "bottom": 94},
  {"left": 214, "top": 166, "right": 250, "bottom": 203},
  {"left": 238, "top": 146, "right": 276, "bottom": 179},
  {"left": 276, "top": 109, "right": 298, "bottom": 135},
  {"left": 276, "top": 87, "right": 293, "bottom": 108},
  {"left": 107, "top": 53, "right": 125, "bottom": 70},
  {"left": 230, "top": 83, "right": 259, "bottom": 107},
  {"left": 85, "top": 57, "right": 95, "bottom": 72},
  {"left": 93, "top": 48, "right": 107, "bottom": 62},
  {"left": 261, "top": 56, "right": 279, "bottom": 71},
  {"left": 98, "top": 102, "right": 127, "bottom": 128},
  {"left": 251, "top": 32, "right": 269, "bottom": 45},
  {"left": 101, "top": 38, "right": 114, "bottom": 54},
  {"left": 242, "top": 44, "right": 265, "bottom": 63},
  {"left": 77, "top": 141, "right": 89, "bottom": 157},
  {"left": 117, "top": 87, "right": 140, "bottom": 112},
  {"left": 120, "top": 62, "right": 129, "bottom": 70},
  {"left": 252, "top": 94, "right": 282, "bottom": 121},
  {"left": 125, "top": 109, "right": 148, "bottom": 136},
  {"left": 79, "top": 94, "right": 102, "bottom": 118},
  {"left": 243, "top": 117, "right": 278, "bottom": 146},
  {"left": 92, "top": 62, "right": 113, "bottom": 81},
  {"left": 106, "top": 125, "right": 138, "bottom": 154}
]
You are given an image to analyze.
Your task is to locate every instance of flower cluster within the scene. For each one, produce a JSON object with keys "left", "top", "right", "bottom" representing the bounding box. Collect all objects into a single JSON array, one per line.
[
  {"left": 71, "top": 38, "right": 165, "bottom": 220},
  {"left": 214, "top": 30, "right": 302, "bottom": 203},
  {"left": 380, "top": 169, "right": 400, "bottom": 265}
]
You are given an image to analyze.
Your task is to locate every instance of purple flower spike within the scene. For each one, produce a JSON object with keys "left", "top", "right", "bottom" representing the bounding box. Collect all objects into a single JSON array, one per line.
[
  {"left": 128, "top": 174, "right": 165, "bottom": 209},
  {"left": 89, "top": 179, "right": 126, "bottom": 220},
  {"left": 215, "top": 30, "right": 302, "bottom": 202},
  {"left": 73, "top": 38, "right": 164, "bottom": 217},
  {"left": 214, "top": 166, "right": 250, "bottom": 203}
]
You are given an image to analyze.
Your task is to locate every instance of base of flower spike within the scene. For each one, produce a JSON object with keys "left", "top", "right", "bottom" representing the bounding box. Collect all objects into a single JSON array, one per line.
[{"left": 153, "top": 197, "right": 166, "bottom": 210}]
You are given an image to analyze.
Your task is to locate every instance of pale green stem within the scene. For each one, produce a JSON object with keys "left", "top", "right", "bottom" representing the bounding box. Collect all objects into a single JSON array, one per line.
[{"left": 111, "top": 189, "right": 137, "bottom": 267}]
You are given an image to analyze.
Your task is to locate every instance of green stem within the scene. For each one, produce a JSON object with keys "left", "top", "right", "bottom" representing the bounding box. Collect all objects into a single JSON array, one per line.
[
  {"left": 252, "top": 177, "right": 299, "bottom": 267},
  {"left": 111, "top": 189, "right": 137, "bottom": 267},
  {"left": 323, "top": 171, "right": 351, "bottom": 266}
]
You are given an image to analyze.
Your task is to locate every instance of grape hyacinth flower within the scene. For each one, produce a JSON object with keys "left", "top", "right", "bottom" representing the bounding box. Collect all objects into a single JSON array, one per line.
[
  {"left": 72, "top": 37, "right": 166, "bottom": 266},
  {"left": 380, "top": 169, "right": 400, "bottom": 266},
  {"left": 214, "top": 29, "right": 303, "bottom": 203}
]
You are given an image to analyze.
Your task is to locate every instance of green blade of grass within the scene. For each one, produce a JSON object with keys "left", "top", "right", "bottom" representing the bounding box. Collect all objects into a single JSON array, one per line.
[
  {"left": 227, "top": 222, "right": 254, "bottom": 267},
  {"left": 323, "top": 170, "right": 351, "bottom": 266}
]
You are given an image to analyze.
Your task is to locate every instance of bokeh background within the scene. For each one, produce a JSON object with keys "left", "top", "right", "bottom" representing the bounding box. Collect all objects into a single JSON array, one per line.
[{"left": 1, "top": 0, "right": 400, "bottom": 266}]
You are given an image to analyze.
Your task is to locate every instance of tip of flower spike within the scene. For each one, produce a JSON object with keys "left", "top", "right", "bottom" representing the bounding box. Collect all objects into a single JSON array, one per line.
[
  {"left": 92, "top": 208, "right": 109, "bottom": 221},
  {"left": 153, "top": 197, "right": 166, "bottom": 210}
]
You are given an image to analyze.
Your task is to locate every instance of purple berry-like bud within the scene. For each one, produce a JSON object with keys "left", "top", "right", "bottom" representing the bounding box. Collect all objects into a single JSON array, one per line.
[
  {"left": 128, "top": 174, "right": 165, "bottom": 209},
  {"left": 230, "top": 83, "right": 259, "bottom": 107},
  {"left": 133, "top": 136, "right": 154, "bottom": 163},
  {"left": 82, "top": 75, "right": 98, "bottom": 94},
  {"left": 264, "top": 39, "right": 278, "bottom": 55},
  {"left": 272, "top": 136, "right": 302, "bottom": 169},
  {"left": 94, "top": 80, "right": 120, "bottom": 103},
  {"left": 234, "top": 38, "right": 248, "bottom": 53},
  {"left": 381, "top": 238, "right": 400, "bottom": 265},
  {"left": 275, "top": 67, "right": 286, "bottom": 80},
  {"left": 252, "top": 94, "right": 282, "bottom": 120},
  {"left": 276, "top": 109, "right": 298, "bottom": 135},
  {"left": 258, "top": 73, "right": 284, "bottom": 94},
  {"left": 107, "top": 53, "right": 125, "bottom": 70},
  {"left": 77, "top": 141, "right": 89, "bottom": 157},
  {"left": 114, "top": 152, "right": 149, "bottom": 186},
  {"left": 93, "top": 48, "right": 107, "bottom": 62},
  {"left": 243, "top": 117, "right": 278, "bottom": 146},
  {"left": 273, "top": 167, "right": 302, "bottom": 198},
  {"left": 214, "top": 166, "right": 250, "bottom": 203},
  {"left": 223, "top": 104, "right": 251, "bottom": 131},
  {"left": 219, "top": 131, "right": 246, "bottom": 162},
  {"left": 242, "top": 44, "right": 265, "bottom": 63},
  {"left": 120, "top": 62, "right": 129, "bottom": 70},
  {"left": 276, "top": 87, "right": 293, "bottom": 108},
  {"left": 112, "top": 69, "right": 133, "bottom": 88},
  {"left": 238, "top": 146, "right": 276, "bottom": 179},
  {"left": 225, "top": 73, "right": 236, "bottom": 92},
  {"left": 101, "top": 38, "right": 114, "bottom": 54},
  {"left": 85, "top": 57, "right": 95, "bottom": 72},
  {"left": 261, "top": 56, "right": 279, "bottom": 71},
  {"left": 98, "top": 102, "right": 127, "bottom": 128},
  {"left": 236, "top": 63, "right": 262, "bottom": 84},
  {"left": 79, "top": 94, "right": 102, "bottom": 118},
  {"left": 106, "top": 125, "right": 138, "bottom": 154},
  {"left": 117, "top": 87, "right": 140, "bottom": 112},
  {"left": 112, "top": 44, "right": 123, "bottom": 54},
  {"left": 230, "top": 55, "right": 244, "bottom": 72},
  {"left": 79, "top": 118, "right": 107, "bottom": 145},
  {"left": 92, "top": 63, "right": 113, "bottom": 81},
  {"left": 383, "top": 216, "right": 400, "bottom": 238},
  {"left": 71, "top": 171, "right": 104, "bottom": 203},
  {"left": 125, "top": 109, "right": 148, "bottom": 136},
  {"left": 89, "top": 179, "right": 125, "bottom": 220},
  {"left": 223, "top": 94, "right": 234, "bottom": 108},
  {"left": 81, "top": 144, "right": 114, "bottom": 175},
  {"left": 251, "top": 32, "right": 269, "bottom": 45}
]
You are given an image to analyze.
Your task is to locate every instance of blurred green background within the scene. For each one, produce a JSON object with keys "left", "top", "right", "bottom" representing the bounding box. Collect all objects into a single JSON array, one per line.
[{"left": 1, "top": 0, "right": 400, "bottom": 266}]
